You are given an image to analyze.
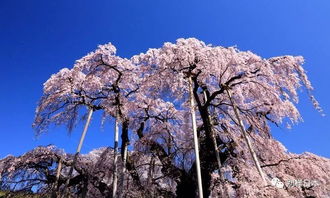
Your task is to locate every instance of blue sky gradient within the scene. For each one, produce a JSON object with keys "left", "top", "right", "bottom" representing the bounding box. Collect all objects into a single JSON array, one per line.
[{"left": 0, "top": 0, "right": 329, "bottom": 158}]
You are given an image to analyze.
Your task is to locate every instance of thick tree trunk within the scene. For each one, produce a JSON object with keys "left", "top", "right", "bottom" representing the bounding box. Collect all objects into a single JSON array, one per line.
[
  {"left": 203, "top": 91, "right": 222, "bottom": 174},
  {"left": 190, "top": 76, "right": 220, "bottom": 197},
  {"left": 202, "top": 91, "right": 228, "bottom": 197},
  {"left": 112, "top": 115, "right": 119, "bottom": 198},
  {"left": 120, "top": 120, "right": 129, "bottom": 198},
  {"left": 226, "top": 89, "right": 267, "bottom": 185},
  {"left": 176, "top": 171, "right": 197, "bottom": 198},
  {"left": 188, "top": 76, "right": 204, "bottom": 198},
  {"left": 198, "top": 134, "right": 219, "bottom": 198},
  {"left": 62, "top": 108, "right": 93, "bottom": 198}
]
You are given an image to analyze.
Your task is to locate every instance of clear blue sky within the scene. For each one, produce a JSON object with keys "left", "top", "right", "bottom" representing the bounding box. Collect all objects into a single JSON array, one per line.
[{"left": 0, "top": 0, "right": 329, "bottom": 158}]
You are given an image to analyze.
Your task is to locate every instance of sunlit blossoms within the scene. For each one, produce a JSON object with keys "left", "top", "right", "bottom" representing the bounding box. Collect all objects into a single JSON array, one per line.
[{"left": 25, "top": 38, "right": 326, "bottom": 197}]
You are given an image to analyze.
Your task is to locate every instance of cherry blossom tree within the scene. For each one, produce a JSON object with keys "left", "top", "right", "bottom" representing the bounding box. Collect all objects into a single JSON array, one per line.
[
  {"left": 33, "top": 42, "right": 145, "bottom": 197},
  {"left": 131, "top": 38, "right": 322, "bottom": 197},
  {"left": 32, "top": 65, "right": 104, "bottom": 196},
  {"left": 28, "top": 38, "right": 324, "bottom": 197},
  {"left": 69, "top": 42, "right": 139, "bottom": 198},
  {"left": 32, "top": 66, "right": 103, "bottom": 197}
]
